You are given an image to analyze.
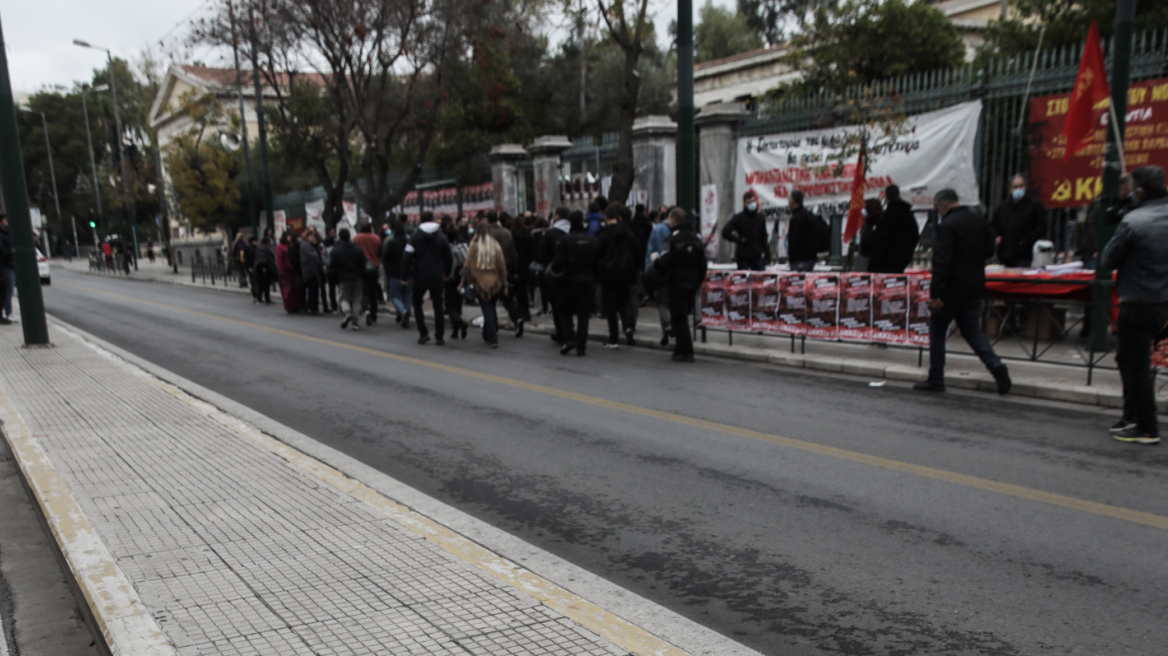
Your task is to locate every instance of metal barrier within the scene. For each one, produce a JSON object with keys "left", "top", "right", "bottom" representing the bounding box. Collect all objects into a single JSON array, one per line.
[
  {"left": 88, "top": 253, "right": 131, "bottom": 275},
  {"left": 190, "top": 260, "right": 237, "bottom": 286}
]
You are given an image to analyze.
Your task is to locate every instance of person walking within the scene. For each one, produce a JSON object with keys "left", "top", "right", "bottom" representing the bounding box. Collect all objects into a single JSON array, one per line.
[
  {"left": 289, "top": 232, "right": 305, "bottom": 308},
  {"left": 243, "top": 236, "right": 258, "bottom": 291},
  {"left": 353, "top": 223, "right": 383, "bottom": 326},
  {"left": 721, "top": 191, "right": 769, "bottom": 271},
  {"left": 462, "top": 224, "right": 509, "bottom": 348},
  {"left": 487, "top": 212, "right": 524, "bottom": 336},
  {"left": 444, "top": 222, "right": 470, "bottom": 339},
  {"left": 381, "top": 221, "right": 412, "bottom": 328},
  {"left": 275, "top": 232, "right": 299, "bottom": 314},
  {"left": 913, "top": 189, "right": 1011, "bottom": 394},
  {"left": 299, "top": 231, "right": 323, "bottom": 315},
  {"left": 537, "top": 208, "right": 573, "bottom": 345},
  {"left": 786, "top": 190, "right": 828, "bottom": 272},
  {"left": 551, "top": 213, "right": 599, "bottom": 356},
  {"left": 322, "top": 228, "right": 339, "bottom": 313},
  {"left": 1100, "top": 165, "right": 1168, "bottom": 445},
  {"left": 645, "top": 209, "right": 673, "bottom": 345},
  {"left": 652, "top": 207, "right": 708, "bottom": 362},
  {"left": 511, "top": 216, "right": 536, "bottom": 322},
  {"left": 596, "top": 203, "right": 640, "bottom": 348},
  {"left": 402, "top": 216, "right": 453, "bottom": 345},
  {"left": 0, "top": 214, "right": 13, "bottom": 324},
  {"left": 232, "top": 233, "right": 250, "bottom": 288},
  {"left": 992, "top": 175, "right": 1047, "bottom": 268},
  {"left": 329, "top": 228, "right": 367, "bottom": 330},
  {"left": 253, "top": 237, "right": 276, "bottom": 304},
  {"left": 868, "top": 184, "right": 920, "bottom": 274}
]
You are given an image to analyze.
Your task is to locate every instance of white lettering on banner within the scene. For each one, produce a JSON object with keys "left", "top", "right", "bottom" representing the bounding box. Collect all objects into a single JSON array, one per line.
[
  {"left": 735, "top": 101, "right": 983, "bottom": 223},
  {"left": 700, "top": 184, "right": 719, "bottom": 259}
]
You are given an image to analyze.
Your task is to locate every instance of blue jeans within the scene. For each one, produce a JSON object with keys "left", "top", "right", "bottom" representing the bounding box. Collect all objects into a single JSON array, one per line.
[
  {"left": 388, "top": 278, "right": 410, "bottom": 316},
  {"left": 928, "top": 299, "right": 1002, "bottom": 384},
  {"left": 1, "top": 268, "right": 14, "bottom": 318}
]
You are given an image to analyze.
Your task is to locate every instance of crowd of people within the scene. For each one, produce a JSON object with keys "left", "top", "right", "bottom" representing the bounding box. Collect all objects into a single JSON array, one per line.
[{"left": 229, "top": 200, "right": 709, "bottom": 361}]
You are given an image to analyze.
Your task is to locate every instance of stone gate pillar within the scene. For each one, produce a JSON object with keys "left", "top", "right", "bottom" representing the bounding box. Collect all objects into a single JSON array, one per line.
[
  {"left": 631, "top": 116, "right": 677, "bottom": 210},
  {"left": 489, "top": 144, "right": 527, "bottom": 216},
  {"left": 527, "top": 136, "right": 572, "bottom": 217},
  {"left": 696, "top": 103, "right": 744, "bottom": 263}
]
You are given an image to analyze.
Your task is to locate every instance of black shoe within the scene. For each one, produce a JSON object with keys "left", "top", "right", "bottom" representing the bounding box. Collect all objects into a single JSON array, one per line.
[
  {"left": 402, "top": 311, "right": 410, "bottom": 329},
  {"left": 576, "top": 349, "right": 586, "bottom": 356},
  {"left": 625, "top": 328, "right": 635, "bottom": 346},
  {"left": 396, "top": 312, "right": 403, "bottom": 324},
  {"left": 341, "top": 316, "right": 351, "bottom": 329},
  {"left": 1111, "top": 427, "right": 1160, "bottom": 445},
  {"left": 913, "top": 380, "right": 946, "bottom": 392},
  {"left": 1111, "top": 418, "right": 1137, "bottom": 432},
  {"left": 435, "top": 337, "right": 446, "bottom": 346},
  {"left": 991, "top": 363, "right": 1012, "bottom": 395},
  {"left": 671, "top": 353, "right": 695, "bottom": 363},
  {"left": 460, "top": 322, "right": 468, "bottom": 340},
  {"left": 418, "top": 335, "right": 430, "bottom": 345},
  {"left": 365, "top": 311, "right": 373, "bottom": 326},
  {"left": 0, "top": 317, "right": 11, "bottom": 325},
  {"left": 551, "top": 334, "right": 563, "bottom": 344},
  {"left": 660, "top": 330, "right": 670, "bottom": 347},
  {"left": 560, "top": 343, "right": 574, "bottom": 356},
  {"left": 515, "top": 318, "right": 525, "bottom": 338}
]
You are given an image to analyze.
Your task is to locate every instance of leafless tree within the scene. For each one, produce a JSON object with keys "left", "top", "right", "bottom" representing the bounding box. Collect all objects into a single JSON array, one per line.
[{"left": 596, "top": 0, "right": 652, "bottom": 207}]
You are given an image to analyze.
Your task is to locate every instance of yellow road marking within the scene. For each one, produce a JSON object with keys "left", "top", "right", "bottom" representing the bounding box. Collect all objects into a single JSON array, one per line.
[{"left": 59, "top": 280, "right": 1168, "bottom": 533}]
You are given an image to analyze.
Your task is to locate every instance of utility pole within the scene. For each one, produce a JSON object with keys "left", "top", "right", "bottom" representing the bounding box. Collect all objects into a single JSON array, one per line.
[
  {"left": 229, "top": 0, "right": 258, "bottom": 240},
  {"left": 21, "top": 109, "right": 63, "bottom": 255},
  {"left": 80, "top": 85, "right": 107, "bottom": 231},
  {"left": 247, "top": 4, "right": 276, "bottom": 239},
  {"left": 0, "top": 15, "right": 49, "bottom": 344},
  {"left": 1090, "top": 0, "right": 1135, "bottom": 352},
  {"left": 676, "top": 0, "right": 695, "bottom": 225},
  {"left": 155, "top": 147, "right": 178, "bottom": 273},
  {"left": 577, "top": 0, "right": 586, "bottom": 119}
]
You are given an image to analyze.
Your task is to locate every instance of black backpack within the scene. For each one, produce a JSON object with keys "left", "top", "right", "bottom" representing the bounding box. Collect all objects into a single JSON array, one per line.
[{"left": 808, "top": 214, "right": 832, "bottom": 254}]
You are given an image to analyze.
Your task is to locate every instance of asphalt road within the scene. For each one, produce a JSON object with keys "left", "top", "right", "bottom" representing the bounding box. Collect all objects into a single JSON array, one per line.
[{"left": 43, "top": 269, "right": 1168, "bottom": 656}]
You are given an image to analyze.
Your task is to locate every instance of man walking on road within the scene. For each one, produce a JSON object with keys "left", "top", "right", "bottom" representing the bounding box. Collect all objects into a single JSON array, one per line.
[
  {"left": 596, "top": 204, "right": 641, "bottom": 348},
  {"left": 1101, "top": 165, "right": 1168, "bottom": 445},
  {"left": 353, "top": 223, "right": 383, "bottom": 326},
  {"left": 721, "top": 191, "right": 769, "bottom": 271},
  {"left": 537, "top": 208, "right": 573, "bottom": 345},
  {"left": 914, "top": 189, "right": 1011, "bottom": 395},
  {"left": 329, "top": 228, "right": 367, "bottom": 330},
  {"left": 653, "top": 207, "right": 708, "bottom": 363},
  {"left": 402, "top": 215, "right": 453, "bottom": 345},
  {"left": 552, "top": 212, "right": 599, "bottom": 356}
]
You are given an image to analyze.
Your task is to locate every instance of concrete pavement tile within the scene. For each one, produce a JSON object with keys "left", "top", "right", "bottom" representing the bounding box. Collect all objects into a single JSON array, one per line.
[
  {"left": 135, "top": 569, "right": 256, "bottom": 611},
  {"left": 364, "top": 563, "right": 509, "bottom": 605},
  {"left": 119, "top": 546, "right": 222, "bottom": 581},
  {"left": 261, "top": 577, "right": 400, "bottom": 626},
  {"left": 292, "top": 609, "right": 466, "bottom": 655},
  {"left": 188, "top": 628, "right": 316, "bottom": 656},
  {"left": 457, "top": 617, "right": 628, "bottom": 656},
  {"left": 154, "top": 597, "right": 287, "bottom": 647},
  {"left": 413, "top": 589, "right": 555, "bottom": 640},
  {"left": 766, "top": 352, "right": 806, "bottom": 368}
]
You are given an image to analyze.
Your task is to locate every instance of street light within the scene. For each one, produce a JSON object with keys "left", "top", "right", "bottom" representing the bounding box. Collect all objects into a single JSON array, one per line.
[
  {"left": 19, "top": 106, "right": 62, "bottom": 257},
  {"left": 74, "top": 38, "right": 137, "bottom": 269},
  {"left": 79, "top": 83, "right": 108, "bottom": 226}
]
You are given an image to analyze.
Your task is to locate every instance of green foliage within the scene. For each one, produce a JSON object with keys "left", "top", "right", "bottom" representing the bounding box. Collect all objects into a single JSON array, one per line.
[
  {"left": 976, "top": 0, "right": 1168, "bottom": 64},
  {"left": 737, "top": 0, "right": 833, "bottom": 46},
  {"left": 162, "top": 92, "right": 243, "bottom": 233},
  {"left": 780, "top": 0, "right": 965, "bottom": 97},
  {"left": 696, "top": 1, "right": 764, "bottom": 63},
  {"left": 266, "top": 83, "right": 341, "bottom": 193}
]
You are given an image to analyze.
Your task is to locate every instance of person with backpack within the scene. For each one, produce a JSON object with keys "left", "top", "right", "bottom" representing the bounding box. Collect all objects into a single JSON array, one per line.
[
  {"left": 381, "top": 221, "right": 412, "bottom": 328},
  {"left": 461, "top": 223, "right": 509, "bottom": 348},
  {"left": 584, "top": 200, "right": 604, "bottom": 237},
  {"left": 252, "top": 237, "right": 276, "bottom": 305},
  {"left": 402, "top": 214, "right": 453, "bottom": 345},
  {"left": 653, "top": 207, "right": 708, "bottom": 362},
  {"left": 596, "top": 203, "right": 640, "bottom": 348},
  {"left": 786, "top": 190, "right": 829, "bottom": 272},
  {"left": 551, "top": 211, "right": 600, "bottom": 356},
  {"left": 721, "top": 191, "right": 769, "bottom": 271},
  {"left": 444, "top": 221, "right": 471, "bottom": 339}
]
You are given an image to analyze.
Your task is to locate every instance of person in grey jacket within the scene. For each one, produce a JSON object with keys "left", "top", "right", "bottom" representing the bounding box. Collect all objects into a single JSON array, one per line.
[
  {"left": 299, "top": 232, "right": 323, "bottom": 315},
  {"left": 1101, "top": 165, "right": 1168, "bottom": 445}
]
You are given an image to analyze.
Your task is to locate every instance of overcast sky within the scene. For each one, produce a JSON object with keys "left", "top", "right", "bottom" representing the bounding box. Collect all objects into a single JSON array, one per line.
[{"left": 3, "top": 0, "right": 737, "bottom": 93}]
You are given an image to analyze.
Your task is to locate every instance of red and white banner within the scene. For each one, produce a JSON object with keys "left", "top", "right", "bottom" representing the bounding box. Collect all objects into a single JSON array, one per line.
[
  {"left": 700, "top": 271, "right": 729, "bottom": 328},
  {"left": 907, "top": 275, "right": 932, "bottom": 347},
  {"left": 839, "top": 273, "right": 873, "bottom": 342},
  {"left": 726, "top": 271, "right": 752, "bottom": 331},
  {"left": 871, "top": 274, "right": 910, "bottom": 344},
  {"left": 750, "top": 273, "right": 780, "bottom": 332}
]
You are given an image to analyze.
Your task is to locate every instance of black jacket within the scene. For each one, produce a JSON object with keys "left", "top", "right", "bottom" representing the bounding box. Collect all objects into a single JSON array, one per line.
[
  {"left": 381, "top": 233, "right": 408, "bottom": 280},
  {"left": 253, "top": 244, "right": 276, "bottom": 272},
  {"left": 630, "top": 213, "right": 653, "bottom": 259},
  {"left": 596, "top": 222, "right": 640, "bottom": 287},
  {"left": 512, "top": 226, "right": 536, "bottom": 280},
  {"left": 290, "top": 241, "right": 303, "bottom": 277},
  {"left": 329, "top": 240, "right": 367, "bottom": 282},
  {"left": 721, "top": 209, "right": 768, "bottom": 263},
  {"left": 0, "top": 226, "right": 12, "bottom": 269},
  {"left": 787, "top": 207, "right": 824, "bottom": 263},
  {"left": 931, "top": 206, "right": 995, "bottom": 303},
  {"left": 536, "top": 225, "right": 568, "bottom": 266},
  {"left": 552, "top": 230, "right": 600, "bottom": 285},
  {"left": 992, "top": 194, "right": 1047, "bottom": 264},
  {"left": 654, "top": 225, "right": 708, "bottom": 295},
  {"left": 869, "top": 199, "right": 920, "bottom": 274},
  {"left": 402, "top": 226, "right": 453, "bottom": 289}
]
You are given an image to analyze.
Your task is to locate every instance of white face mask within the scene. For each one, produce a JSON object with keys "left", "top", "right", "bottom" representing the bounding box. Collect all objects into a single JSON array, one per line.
[
  {"left": 1011, "top": 188, "right": 1025, "bottom": 201},
  {"left": 746, "top": 202, "right": 758, "bottom": 212},
  {"left": 861, "top": 209, "right": 868, "bottom": 218}
]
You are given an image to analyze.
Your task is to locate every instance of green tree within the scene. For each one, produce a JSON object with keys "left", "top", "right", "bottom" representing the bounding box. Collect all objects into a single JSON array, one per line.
[
  {"left": 696, "top": 1, "right": 764, "bottom": 64},
  {"left": 976, "top": 0, "right": 1168, "bottom": 64},
  {"left": 163, "top": 92, "right": 244, "bottom": 234},
  {"left": 780, "top": 0, "right": 965, "bottom": 97},
  {"left": 737, "top": 0, "right": 833, "bottom": 46}
]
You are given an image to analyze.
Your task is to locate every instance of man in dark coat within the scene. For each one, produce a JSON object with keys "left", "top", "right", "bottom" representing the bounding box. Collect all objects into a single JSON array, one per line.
[
  {"left": 551, "top": 212, "right": 599, "bottom": 356},
  {"left": 402, "top": 217, "right": 453, "bottom": 345},
  {"left": 381, "top": 222, "right": 412, "bottom": 326},
  {"left": 992, "top": 175, "right": 1047, "bottom": 267},
  {"left": 653, "top": 207, "right": 708, "bottom": 362},
  {"left": 786, "top": 190, "right": 825, "bottom": 272},
  {"left": 630, "top": 203, "right": 653, "bottom": 260},
  {"left": 721, "top": 191, "right": 769, "bottom": 271},
  {"left": 869, "top": 184, "right": 921, "bottom": 273},
  {"left": 537, "top": 207, "right": 573, "bottom": 345},
  {"left": 329, "top": 228, "right": 368, "bottom": 330},
  {"left": 596, "top": 203, "right": 641, "bottom": 347},
  {"left": 914, "top": 189, "right": 1011, "bottom": 394}
]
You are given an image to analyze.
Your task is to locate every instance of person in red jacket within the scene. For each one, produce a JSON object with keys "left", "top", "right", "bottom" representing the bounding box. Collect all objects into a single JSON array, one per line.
[{"left": 352, "top": 223, "right": 383, "bottom": 325}]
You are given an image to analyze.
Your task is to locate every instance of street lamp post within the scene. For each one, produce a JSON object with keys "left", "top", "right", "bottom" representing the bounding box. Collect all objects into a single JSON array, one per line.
[
  {"left": 74, "top": 39, "right": 137, "bottom": 270},
  {"left": 20, "top": 108, "right": 62, "bottom": 256},
  {"left": 80, "top": 84, "right": 108, "bottom": 232}
]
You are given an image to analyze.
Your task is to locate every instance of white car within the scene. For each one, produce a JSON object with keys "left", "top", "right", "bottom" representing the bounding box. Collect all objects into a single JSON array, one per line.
[{"left": 37, "top": 248, "right": 50, "bottom": 285}]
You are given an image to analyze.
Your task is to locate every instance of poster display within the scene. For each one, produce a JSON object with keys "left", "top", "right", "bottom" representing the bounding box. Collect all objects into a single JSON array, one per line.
[
  {"left": 700, "top": 184, "right": 720, "bottom": 259},
  {"left": 750, "top": 273, "right": 780, "bottom": 332},
  {"left": 726, "top": 272, "right": 752, "bottom": 330},
  {"left": 736, "top": 100, "right": 983, "bottom": 217},
  {"left": 839, "top": 273, "right": 873, "bottom": 342},
  {"left": 907, "top": 275, "right": 932, "bottom": 347},
  {"left": 805, "top": 273, "right": 840, "bottom": 340},
  {"left": 779, "top": 272, "right": 807, "bottom": 335},
  {"left": 700, "top": 271, "right": 729, "bottom": 327},
  {"left": 871, "top": 275, "right": 910, "bottom": 343},
  {"left": 273, "top": 210, "right": 288, "bottom": 236},
  {"left": 305, "top": 199, "right": 326, "bottom": 233},
  {"left": 1029, "top": 77, "right": 1168, "bottom": 209},
  {"left": 287, "top": 216, "right": 305, "bottom": 233}
]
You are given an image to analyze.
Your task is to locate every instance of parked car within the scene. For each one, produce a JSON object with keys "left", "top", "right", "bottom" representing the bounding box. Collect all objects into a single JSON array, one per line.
[{"left": 37, "top": 248, "right": 50, "bottom": 285}]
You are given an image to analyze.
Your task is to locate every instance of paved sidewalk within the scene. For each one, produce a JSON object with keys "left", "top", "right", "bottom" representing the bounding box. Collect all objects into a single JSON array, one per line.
[
  {"left": 55, "top": 258, "right": 252, "bottom": 295},
  {"left": 0, "top": 316, "right": 710, "bottom": 656}
]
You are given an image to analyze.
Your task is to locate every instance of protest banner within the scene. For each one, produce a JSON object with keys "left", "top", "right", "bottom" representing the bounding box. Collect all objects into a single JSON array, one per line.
[
  {"left": 750, "top": 272, "right": 780, "bottom": 332},
  {"left": 871, "top": 274, "right": 910, "bottom": 343},
  {"left": 907, "top": 275, "right": 932, "bottom": 346},
  {"left": 805, "top": 273, "right": 840, "bottom": 340},
  {"left": 779, "top": 272, "right": 807, "bottom": 335},
  {"left": 700, "top": 271, "right": 729, "bottom": 327},
  {"left": 726, "top": 271, "right": 752, "bottom": 331},
  {"left": 839, "top": 273, "right": 873, "bottom": 342}
]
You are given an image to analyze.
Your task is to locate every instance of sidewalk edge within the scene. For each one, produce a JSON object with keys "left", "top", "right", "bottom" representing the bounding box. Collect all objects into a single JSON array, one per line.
[
  {"left": 48, "top": 316, "right": 764, "bottom": 656},
  {"left": 0, "top": 377, "right": 176, "bottom": 656},
  {"left": 53, "top": 263, "right": 250, "bottom": 296}
]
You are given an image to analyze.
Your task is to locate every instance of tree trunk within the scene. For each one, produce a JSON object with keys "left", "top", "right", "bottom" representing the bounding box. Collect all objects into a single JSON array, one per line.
[{"left": 608, "top": 49, "right": 641, "bottom": 207}]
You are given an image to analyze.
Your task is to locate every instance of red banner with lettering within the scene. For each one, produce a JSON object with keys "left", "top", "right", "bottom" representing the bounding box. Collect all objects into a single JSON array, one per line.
[{"left": 1029, "top": 77, "right": 1168, "bottom": 209}]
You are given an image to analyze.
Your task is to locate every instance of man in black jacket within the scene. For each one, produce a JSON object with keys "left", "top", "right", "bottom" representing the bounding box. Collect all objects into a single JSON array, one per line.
[
  {"left": 914, "top": 189, "right": 1011, "bottom": 394},
  {"left": 654, "top": 207, "right": 708, "bottom": 362},
  {"left": 721, "top": 191, "right": 769, "bottom": 271},
  {"left": 992, "top": 175, "right": 1047, "bottom": 267},
  {"left": 596, "top": 204, "right": 640, "bottom": 348},
  {"left": 537, "top": 207, "right": 573, "bottom": 345},
  {"left": 869, "top": 185, "right": 920, "bottom": 273},
  {"left": 551, "top": 213, "right": 599, "bottom": 356},
  {"left": 381, "top": 222, "right": 411, "bottom": 327},
  {"left": 328, "top": 229, "right": 368, "bottom": 330},
  {"left": 786, "top": 190, "right": 825, "bottom": 272},
  {"left": 402, "top": 218, "right": 453, "bottom": 345}
]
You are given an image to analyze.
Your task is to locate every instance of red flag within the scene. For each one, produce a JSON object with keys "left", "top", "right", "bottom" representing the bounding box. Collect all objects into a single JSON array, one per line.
[
  {"left": 1062, "top": 20, "right": 1110, "bottom": 161},
  {"left": 843, "top": 143, "right": 866, "bottom": 244}
]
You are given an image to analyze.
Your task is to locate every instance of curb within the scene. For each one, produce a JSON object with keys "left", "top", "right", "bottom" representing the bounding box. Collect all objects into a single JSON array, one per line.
[
  {"left": 0, "top": 381, "right": 176, "bottom": 656},
  {"left": 53, "top": 264, "right": 251, "bottom": 296}
]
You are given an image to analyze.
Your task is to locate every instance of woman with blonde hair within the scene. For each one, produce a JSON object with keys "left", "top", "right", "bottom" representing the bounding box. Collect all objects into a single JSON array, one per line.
[{"left": 461, "top": 222, "right": 509, "bottom": 348}]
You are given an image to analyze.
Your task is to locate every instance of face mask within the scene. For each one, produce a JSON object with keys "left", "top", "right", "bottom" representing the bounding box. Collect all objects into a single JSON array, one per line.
[
  {"left": 746, "top": 202, "right": 758, "bottom": 212},
  {"left": 861, "top": 209, "right": 868, "bottom": 218},
  {"left": 468, "top": 228, "right": 475, "bottom": 235},
  {"left": 1012, "top": 189, "right": 1025, "bottom": 201}
]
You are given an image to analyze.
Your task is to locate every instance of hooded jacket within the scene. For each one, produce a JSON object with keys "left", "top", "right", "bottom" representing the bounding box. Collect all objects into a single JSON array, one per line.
[
  {"left": 596, "top": 221, "right": 640, "bottom": 287},
  {"left": 381, "top": 232, "right": 409, "bottom": 280},
  {"left": 654, "top": 224, "right": 708, "bottom": 295},
  {"left": 329, "top": 239, "right": 367, "bottom": 283},
  {"left": 253, "top": 244, "right": 276, "bottom": 272},
  {"left": 536, "top": 219, "right": 570, "bottom": 266},
  {"left": 787, "top": 206, "right": 826, "bottom": 263},
  {"left": 402, "top": 222, "right": 453, "bottom": 289}
]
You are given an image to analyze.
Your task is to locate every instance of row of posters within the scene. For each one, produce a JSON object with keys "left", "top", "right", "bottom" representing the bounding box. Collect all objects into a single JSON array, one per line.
[{"left": 700, "top": 271, "right": 933, "bottom": 346}]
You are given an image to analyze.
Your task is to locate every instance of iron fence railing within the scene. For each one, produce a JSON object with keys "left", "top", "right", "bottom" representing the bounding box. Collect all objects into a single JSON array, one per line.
[{"left": 190, "top": 260, "right": 237, "bottom": 286}]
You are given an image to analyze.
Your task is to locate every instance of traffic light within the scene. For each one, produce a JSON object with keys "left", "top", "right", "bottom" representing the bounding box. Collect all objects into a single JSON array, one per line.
[{"left": 89, "top": 221, "right": 96, "bottom": 228}]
